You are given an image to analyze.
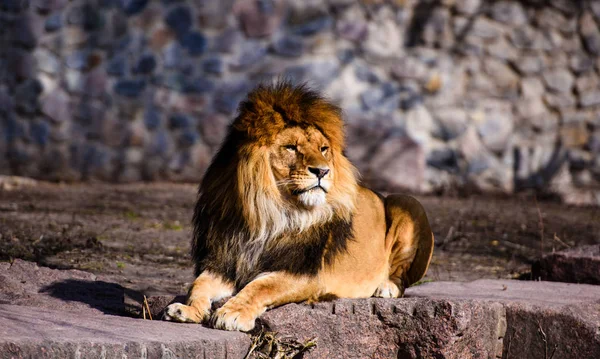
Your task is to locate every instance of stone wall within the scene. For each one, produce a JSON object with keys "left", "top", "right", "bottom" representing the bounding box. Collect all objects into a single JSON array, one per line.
[{"left": 0, "top": 0, "right": 599, "bottom": 203}]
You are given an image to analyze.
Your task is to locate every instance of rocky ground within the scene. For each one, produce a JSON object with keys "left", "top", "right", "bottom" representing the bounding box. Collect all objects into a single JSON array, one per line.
[
  {"left": 1, "top": 260, "right": 599, "bottom": 359},
  {"left": 1, "top": 180, "right": 599, "bottom": 296},
  {"left": 3, "top": 0, "right": 600, "bottom": 202},
  {"left": 1, "top": 179, "right": 599, "bottom": 358}
]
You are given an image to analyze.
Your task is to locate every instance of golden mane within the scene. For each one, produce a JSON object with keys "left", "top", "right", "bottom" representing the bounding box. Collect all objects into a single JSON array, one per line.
[
  {"left": 192, "top": 82, "right": 358, "bottom": 287},
  {"left": 233, "top": 82, "right": 347, "bottom": 151}
]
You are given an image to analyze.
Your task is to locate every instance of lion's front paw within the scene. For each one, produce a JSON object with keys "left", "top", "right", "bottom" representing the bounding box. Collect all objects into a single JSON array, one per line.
[
  {"left": 212, "top": 301, "right": 259, "bottom": 332},
  {"left": 373, "top": 280, "right": 402, "bottom": 298},
  {"left": 163, "top": 302, "right": 209, "bottom": 323}
]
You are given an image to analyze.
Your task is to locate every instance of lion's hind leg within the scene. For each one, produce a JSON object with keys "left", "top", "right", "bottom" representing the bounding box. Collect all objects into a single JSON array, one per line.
[
  {"left": 163, "top": 271, "right": 234, "bottom": 324},
  {"left": 384, "top": 195, "right": 434, "bottom": 295}
]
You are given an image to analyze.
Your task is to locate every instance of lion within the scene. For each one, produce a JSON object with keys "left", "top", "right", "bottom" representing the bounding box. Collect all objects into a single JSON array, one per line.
[{"left": 163, "top": 82, "right": 434, "bottom": 331}]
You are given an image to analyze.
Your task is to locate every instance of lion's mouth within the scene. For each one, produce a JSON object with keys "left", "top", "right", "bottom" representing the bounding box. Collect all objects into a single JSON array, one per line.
[{"left": 292, "top": 185, "right": 328, "bottom": 196}]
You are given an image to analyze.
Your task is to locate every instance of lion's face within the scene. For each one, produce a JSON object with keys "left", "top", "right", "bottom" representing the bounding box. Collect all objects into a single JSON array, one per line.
[{"left": 269, "top": 126, "right": 333, "bottom": 208}]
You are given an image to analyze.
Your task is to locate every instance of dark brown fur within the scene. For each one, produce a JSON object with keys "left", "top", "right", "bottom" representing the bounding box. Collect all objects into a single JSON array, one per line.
[
  {"left": 192, "top": 82, "right": 353, "bottom": 291},
  {"left": 232, "top": 82, "right": 346, "bottom": 150}
]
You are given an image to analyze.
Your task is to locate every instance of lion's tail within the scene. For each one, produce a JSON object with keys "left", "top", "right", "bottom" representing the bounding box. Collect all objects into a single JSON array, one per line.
[
  {"left": 384, "top": 195, "right": 435, "bottom": 288},
  {"left": 405, "top": 225, "right": 434, "bottom": 287}
]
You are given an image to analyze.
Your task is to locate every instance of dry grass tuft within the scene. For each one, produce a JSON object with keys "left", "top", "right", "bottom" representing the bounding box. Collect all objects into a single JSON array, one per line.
[{"left": 245, "top": 331, "right": 317, "bottom": 359}]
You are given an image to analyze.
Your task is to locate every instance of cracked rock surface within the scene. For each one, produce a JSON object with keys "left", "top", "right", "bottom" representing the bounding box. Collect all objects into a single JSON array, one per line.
[
  {"left": 2, "top": 260, "right": 599, "bottom": 359},
  {"left": 259, "top": 280, "right": 600, "bottom": 359},
  {"left": 0, "top": 305, "right": 251, "bottom": 359}
]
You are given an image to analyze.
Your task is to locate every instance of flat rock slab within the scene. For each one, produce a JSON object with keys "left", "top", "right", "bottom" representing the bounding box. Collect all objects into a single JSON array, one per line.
[
  {"left": 257, "top": 280, "right": 600, "bottom": 359},
  {"left": 2, "top": 260, "right": 600, "bottom": 359},
  {"left": 0, "top": 260, "right": 130, "bottom": 315},
  {"left": 0, "top": 261, "right": 248, "bottom": 359},
  {"left": 409, "top": 280, "right": 600, "bottom": 359},
  {"left": 407, "top": 278, "right": 600, "bottom": 305},
  {"left": 532, "top": 244, "right": 600, "bottom": 285},
  {"left": 0, "top": 304, "right": 250, "bottom": 359}
]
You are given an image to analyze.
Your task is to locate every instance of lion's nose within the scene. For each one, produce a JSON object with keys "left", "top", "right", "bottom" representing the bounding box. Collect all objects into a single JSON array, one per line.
[{"left": 308, "top": 167, "right": 330, "bottom": 179}]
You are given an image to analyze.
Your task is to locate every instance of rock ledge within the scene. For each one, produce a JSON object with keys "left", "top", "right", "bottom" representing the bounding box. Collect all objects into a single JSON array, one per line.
[{"left": 1, "top": 261, "right": 599, "bottom": 359}]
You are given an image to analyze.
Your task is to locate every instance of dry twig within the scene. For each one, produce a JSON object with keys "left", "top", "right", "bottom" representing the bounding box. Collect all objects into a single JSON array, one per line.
[
  {"left": 245, "top": 331, "right": 317, "bottom": 359},
  {"left": 143, "top": 295, "right": 153, "bottom": 320},
  {"left": 552, "top": 233, "right": 571, "bottom": 249},
  {"left": 537, "top": 320, "right": 558, "bottom": 359}
]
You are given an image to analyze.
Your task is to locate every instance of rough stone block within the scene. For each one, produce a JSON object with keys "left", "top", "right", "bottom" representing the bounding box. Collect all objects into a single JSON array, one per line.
[
  {"left": 34, "top": 48, "right": 60, "bottom": 74},
  {"left": 214, "top": 82, "right": 251, "bottom": 114},
  {"left": 66, "top": 3, "right": 104, "bottom": 31},
  {"left": 114, "top": 79, "right": 146, "bottom": 98},
  {"left": 570, "top": 52, "right": 594, "bottom": 74},
  {"left": 180, "top": 31, "right": 207, "bottom": 57},
  {"left": 261, "top": 298, "right": 505, "bottom": 359},
  {"left": 510, "top": 25, "right": 552, "bottom": 51},
  {"left": 580, "top": 91, "right": 600, "bottom": 108},
  {"left": 11, "top": 16, "right": 37, "bottom": 49},
  {"left": 133, "top": 53, "right": 157, "bottom": 74},
  {"left": 272, "top": 35, "right": 305, "bottom": 57},
  {"left": 29, "top": 120, "right": 50, "bottom": 146},
  {"left": 560, "top": 122, "right": 590, "bottom": 148},
  {"left": 14, "top": 79, "right": 42, "bottom": 115},
  {"left": 230, "top": 41, "right": 267, "bottom": 71},
  {"left": 165, "top": 5, "right": 193, "bottom": 37},
  {"left": 366, "top": 131, "right": 425, "bottom": 192},
  {"left": 234, "top": 0, "right": 285, "bottom": 38},
  {"left": 257, "top": 280, "right": 600, "bottom": 359},
  {"left": 3, "top": 260, "right": 600, "bottom": 359},
  {"left": 364, "top": 19, "right": 402, "bottom": 59},
  {"left": 580, "top": 13, "right": 600, "bottom": 55},
  {"left": 532, "top": 244, "right": 600, "bottom": 285},
  {"left": 106, "top": 53, "right": 128, "bottom": 76},
  {"left": 122, "top": 0, "right": 149, "bottom": 16},
  {"left": 203, "top": 57, "right": 224, "bottom": 75},
  {"left": 544, "top": 92, "right": 576, "bottom": 110},
  {"left": 290, "top": 15, "right": 333, "bottom": 37},
  {"left": 543, "top": 68, "right": 574, "bottom": 93},
  {"left": 0, "top": 305, "right": 251, "bottom": 359},
  {"left": 491, "top": 1, "right": 527, "bottom": 26},
  {"left": 409, "top": 280, "right": 600, "bottom": 359}
]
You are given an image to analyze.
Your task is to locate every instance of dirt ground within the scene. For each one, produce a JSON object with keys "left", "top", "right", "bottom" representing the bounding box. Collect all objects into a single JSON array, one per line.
[{"left": 1, "top": 180, "right": 599, "bottom": 297}]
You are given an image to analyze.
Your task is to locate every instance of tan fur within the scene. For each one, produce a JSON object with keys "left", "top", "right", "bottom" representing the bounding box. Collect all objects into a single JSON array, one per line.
[
  {"left": 163, "top": 83, "right": 434, "bottom": 331},
  {"left": 163, "top": 271, "right": 234, "bottom": 323},
  {"left": 214, "top": 273, "right": 319, "bottom": 331}
]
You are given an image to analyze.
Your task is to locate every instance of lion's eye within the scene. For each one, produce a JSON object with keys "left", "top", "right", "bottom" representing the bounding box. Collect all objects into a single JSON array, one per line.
[
  {"left": 321, "top": 146, "right": 329, "bottom": 154},
  {"left": 284, "top": 145, "right": 297, "bottom": 152}
]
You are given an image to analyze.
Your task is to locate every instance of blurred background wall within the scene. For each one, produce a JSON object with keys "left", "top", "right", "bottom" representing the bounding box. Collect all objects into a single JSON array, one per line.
[{"left": 0, "top": 0, "right": 599, "bottom": 204}]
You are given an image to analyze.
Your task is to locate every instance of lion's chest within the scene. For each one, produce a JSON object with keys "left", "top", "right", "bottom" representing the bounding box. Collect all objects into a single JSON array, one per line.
[{"left": 232, "top": 219, "right": 352, "bottom": 289}]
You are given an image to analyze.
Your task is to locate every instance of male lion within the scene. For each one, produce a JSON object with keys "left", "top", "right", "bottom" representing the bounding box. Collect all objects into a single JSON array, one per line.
[{"left": 164, "top": 82, "right": 434, "bottom": 331}]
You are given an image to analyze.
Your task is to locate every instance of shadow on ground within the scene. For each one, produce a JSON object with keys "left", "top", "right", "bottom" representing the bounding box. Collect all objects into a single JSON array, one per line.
[{"left": 40, "top": 279, "right": 143, "bottom": 317}]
